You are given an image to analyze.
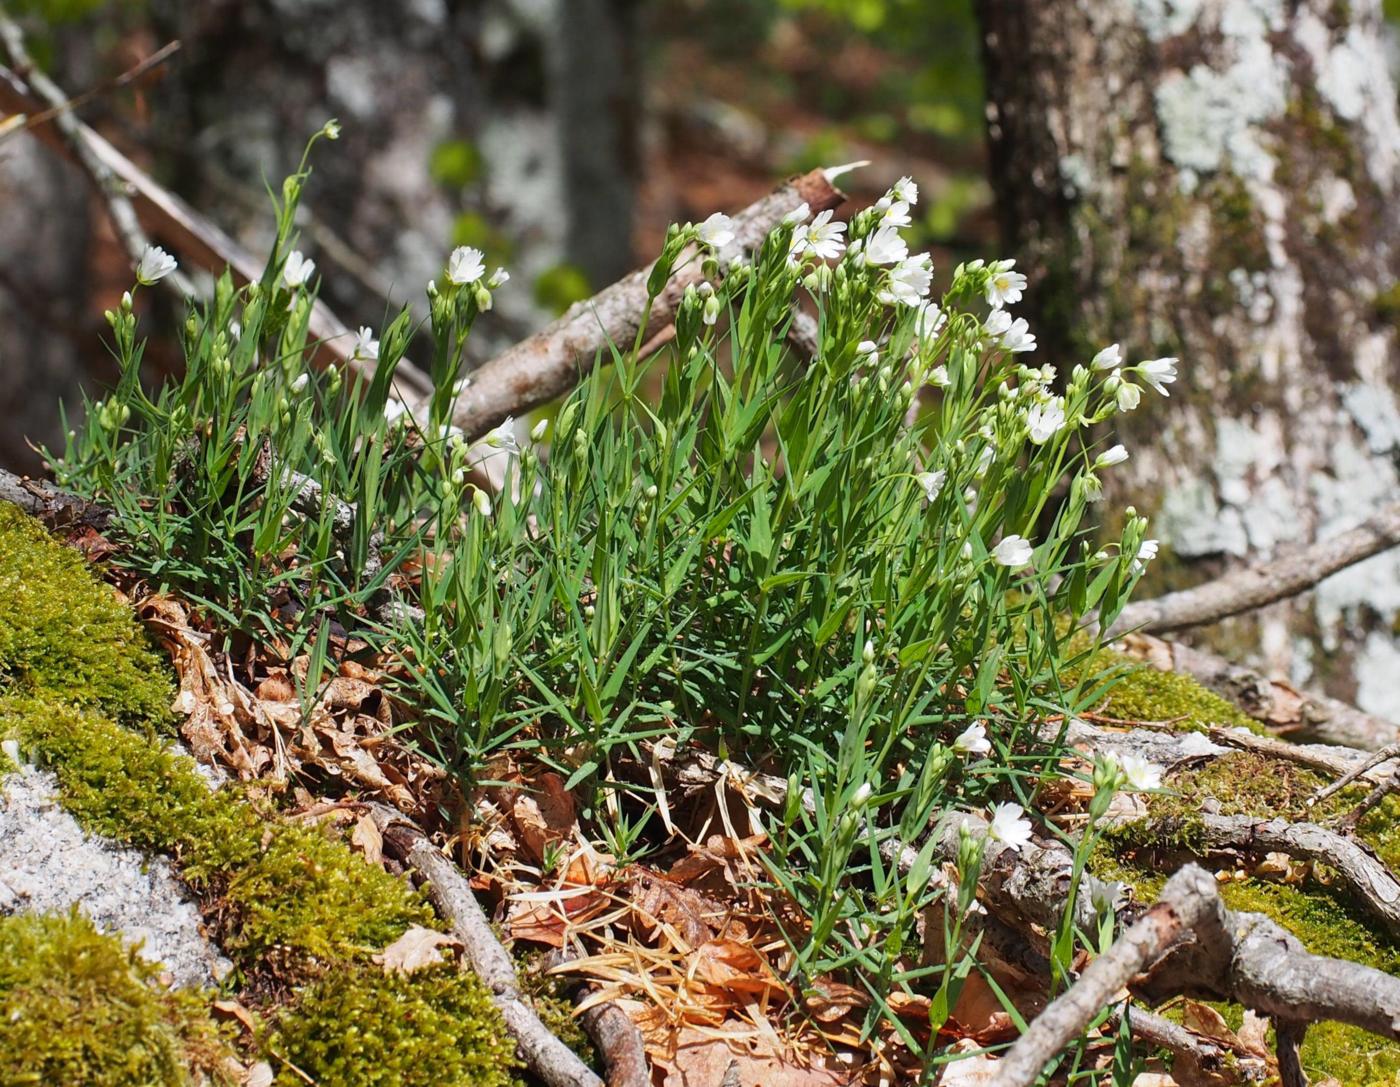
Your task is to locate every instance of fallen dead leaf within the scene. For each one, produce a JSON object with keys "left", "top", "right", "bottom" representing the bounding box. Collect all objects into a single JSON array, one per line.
[
  {"left": 933, "top": 1040, "right": 999, "bottom": 1085},
  {"left": 211, "top": 998, "right": 259, "bottom": 1036},
  {"left": 351, "top": 811, "right": 384, "bottom": 866},
  {"left": 375, "top": 925, "right": 462, "bottom": 974},
  {"left": 659, "top": 1021, "right": 858, "bottom": 1087}
]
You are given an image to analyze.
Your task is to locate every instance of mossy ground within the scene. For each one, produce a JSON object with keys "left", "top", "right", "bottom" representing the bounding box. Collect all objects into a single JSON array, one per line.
[
  {"left": 0, "top": 509, "right": 520, "bottom": 1087},
  {"left": 1097, "top": 751, "right": 1400, "bottom": 1084}
]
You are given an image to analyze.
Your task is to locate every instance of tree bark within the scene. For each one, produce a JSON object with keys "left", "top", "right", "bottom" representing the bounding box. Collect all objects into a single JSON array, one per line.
[{"left": 976, "top": 0, "right": 1400, "bottom": 718}]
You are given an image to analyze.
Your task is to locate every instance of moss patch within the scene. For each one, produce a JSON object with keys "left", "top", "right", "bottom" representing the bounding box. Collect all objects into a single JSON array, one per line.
[
  {"left": 0, "top": 910, "right": 233, "bottom": 1087},
  {"left": 0, "top": 503, "right": 172, "bottom": 726},
  {"left": 0, "top": 695, "right": 433, "bottom": 975},
  {"left": 268, "top": 962, "right": 518, "bottom": 1087},
  {"left": 1068, "top": 642, "right": 1262, "bottom": 734}
]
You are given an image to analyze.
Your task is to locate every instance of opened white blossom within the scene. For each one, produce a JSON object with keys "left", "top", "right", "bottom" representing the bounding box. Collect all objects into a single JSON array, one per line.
[
  {"left": 987, "top": 802, "right": 1034, "bottom": 852},
  {"left": 697, "top": 211, "right": 736, "bottom": 249},
  {"left": 1132, "top": 538, "right": 1160, "bottom": 576},
  {"left": 448, "top": 246, "right": 486, "bottom": 286},
  {"left": 1025, "top": 400, "right": 1066, "bottom": 445},
  {"left": 863, "top": 224, "right": 909, "bottom": 266},
  {"left": 878, "top": 253, "right": 932, "bottom": 306},
  {"left": 1139, "top": 356, "right": 1179, "bottom": 396},
  {"left": 926, "top": 364, "right": 950, "bottom": 388},
  {"left": 1092, "top": 344, "right": 1123, "bottom": 371},
  {"left": 953, "top": 721, "right": 991, "bottom": 757},
  {"left": 283, "top": 250, "right": 316, "bottom": 289},
  {"left": 1001, "top": 317, "right": 1037, "bottom": 354},
  {"left": 353, "top": 326, "right": 380, "bottom": 361},
  {"left": 993, "top": 534, "right": 1034, "bottom": 568},
  {"left": 984, "top": 260, "right": 1027, "bottom": 309},
  {"left": 1119, "top": 753, "right": 1164, "bottom": 791},
  {"left": 383, "top": 399, "right": 409, "bottom": 427},
  {"left": 1095, "top": 444, "right": 1129, "bottom": 468},
  {"left": 136, "top": 246, "right": 178, "bottom": 286},
  {"left": 488, "top": 267, "right": 511, "bottom": 289},
  {"left": 794, "top": 209, "right": 846, "bottom": 262},
  {"left": 890, "top": 175, "right": 918, "bottom": 205},
  {"left": 915, "top": 469, "right": 946, "bottom": 503},
  {"left": 881, "top": 200, "right": 913, "bottom": 228}
]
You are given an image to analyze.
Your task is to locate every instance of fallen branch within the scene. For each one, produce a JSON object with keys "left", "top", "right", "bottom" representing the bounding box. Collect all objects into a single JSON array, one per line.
[
  {"left": 988, "top": 866, "right": 1217, "bottom": 1087},
  {"left": 0, "top": 468, "right": 110, "bottom": 530},
  {"left": 1108, "top": 501, "right": 1400, "bottom": 638},
  {"left": 1105, "top": 810, "right": 1400, "bottom": 941},
  {"left": 543, "top": 950, "right": 650, "bottom": 1087},
  {"left": 1123, "top": 631, "right": 1400, "bottom": 751},
  {"left": 366, "top": 804, "right": 604, "bottom": 1087},
  {"left": 432, "top": 169, "right": 843, "bottom": 443},
  {"left": 0, "top": 60, "right": 434, "bottom": 403}
]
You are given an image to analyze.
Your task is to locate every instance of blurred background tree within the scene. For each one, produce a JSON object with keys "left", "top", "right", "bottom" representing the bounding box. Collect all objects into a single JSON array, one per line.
[{"left": 1, "top": 0, "right": 1397, "bottom": 714}]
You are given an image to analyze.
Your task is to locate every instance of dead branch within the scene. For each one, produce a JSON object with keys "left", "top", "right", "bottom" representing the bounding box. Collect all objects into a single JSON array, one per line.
[
  {"left": 0, "top": 61, "right": 435, "bottom": 404},
  {"left": 0, "top": 468, "right": 110, "bottom": 531},
  {"left": 367, "top": 804, "right": 605, "bottom": 1087},
  {"left": 1105, "top": 810, "right": 1400, "bottom": 941},
  {"left": 1108, "top": 501, "right": 1400, "bottom": 638},
  {"left": 1109, "top": 1004, "right": 1263, "bottom": 1086},
  {"left": 1124, "top": 631, "right": 1400, "bottom": 751},
  {"left": 429, "top": 170, "right": 844, "bottom": 443},
  {"left": 988, "top": 865, "right": 1218, "bottom": 1087},
  {"left": 543, "top": 949, "right": 650, "bottom": 1087},
  {"left": 0, "top": 12, "right": 195, "bottom": 299}
]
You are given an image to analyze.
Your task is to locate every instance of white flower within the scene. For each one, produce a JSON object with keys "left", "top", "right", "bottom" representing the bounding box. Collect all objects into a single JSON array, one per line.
[
  {"left": 1092, "top": 344, "right": 1122, "bottom": 371},
  {"left": 795, "top": 209, "right": 846, "bottom": 261},
  {"left": 850, "top": 782, "right": 874, "bottom": 810},
  {"left": 878, "top": 253, "right": 932, "bottom": 306},
  {"left": 448, "top": 246, "right": 486, "bottom": 285},
  {"left": 136, "top": 245, "right": 178, "bottom": 286},
  {"left": 882, "top": 199, "right": 913, "bottom": 227},
  {"left": 1116, "top": 381, "right": 1142, "bottom": 412},
  {"left": 1131, "top": 538, "right": 1159, "bottom": 576},
  {"left": 993, "top": 534, "right": 1034, "bottom": 569},
  {"left": 913, "top": 301, "right": 947, "bottom": 345},
  {"left": 927, "top": 364, "right": 950, "bottom": 388},
  {"left": 353, "top": 326, "right": 380, "bottom": 361},
  {"left": 283, "top": 250, "right": 316, "bottom": 289},
  {"left": 1119, "top": 754, "right": 1164, "bottom": 791},
  {"left": 983, "top": 308, "right": 1012, "bottom": 338},
  {"left": 697, "top": 211, "right": 736, "bottom": 249},
  {"left": 321, "top": 118, "right": 342, "bottom": 140},
  {"left": 472, "top": 489, "right": 493, "bottom": 517},
  {"left": 384, "top": 399, "right": 409, "bottom": 427},
  {"left": 530, "top": 418, "right": 549, "bottom": 442},
  {"left": 986, "top": 802, "right": 1034, "bottom": 852},
  {"left": 289, "top": 373, "right": 310, "bottom": 394},
  {"left": 1025, "top": 399, "right": 1066, "bottom": 445},
  {"left": 1095, "top": 444, "right": 1129, "bottom": 468},
  {"left": 856, "top": 339, "right": 879, "bottom": 360},
  {"left": 891, "top": 176, "right": 918, "bottom": 205},
  {"left": 915, "top": 469, "right": 946, "bottom": 502},
  {"left": 783, "top": 201, "right": 811, "bottom": 226},
  {"left": 485, "top": 417, "right": 520, "bottom": 454},
  {"left": 863, "top": 224, "right": 908, "bottom": 266},
  {"left": 953, "top": 722, "right": 991, "bottom": 757},
  {"left": 1001, "top": 317, "right": 1037, "bottom": 354},
  {"left": 488, "top": 267, "right": 511, "bottom": 289},
  {"left": 985, "top": 260, "right": 1027, "bottom": 309},
  {"left": 1138, "top": 356, "right": 1178, "bottom": 396}
]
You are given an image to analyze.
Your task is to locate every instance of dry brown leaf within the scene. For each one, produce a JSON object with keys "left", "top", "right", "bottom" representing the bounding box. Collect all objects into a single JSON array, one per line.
[
  {"left": 1236, "top": 1010, "right": 1271, "bottom": 1058},
  {"left": 1181, "top": 1000, "right": 1237, "bottom": 1046},
  {"left": 631, "top": 874, "right": 724, "bottom": 950},
  {"left": 659, "top": 1021, "right": 857, "bottom": 1087},
  {"left": 351, "top": 811, "right": 384, "bottom": 866},
  {"left": 211, "top": 998, "right": 259, "bottom": 1035},
  {"left": 375, "top": 925, "right": 462, "bottom": 974}
]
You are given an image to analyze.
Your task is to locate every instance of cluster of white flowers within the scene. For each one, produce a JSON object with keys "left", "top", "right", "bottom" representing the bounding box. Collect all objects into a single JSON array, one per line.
[{"left": 1092, "top": 342, "right": 1178, "bottom": 413}]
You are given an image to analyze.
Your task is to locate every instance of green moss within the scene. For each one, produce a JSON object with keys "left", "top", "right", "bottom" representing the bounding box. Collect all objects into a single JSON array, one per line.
[
  {"left": 0, "top": 504, "right": 173, "bottom": 726},
  {"left": 0, "top": 695, "right": 433, "bottom": 974},
  {"left": 0, "top": 910, "right": 233, "bottom": 1087},
  {"left": 1068, "top": 642, "right": 1262, "bottom": 734},
  {"left": 517, "top": 950, "right": 599, "bottom": 1073},
  {"left": 1374, "top": 282, "right": 1400, "bottom": 328},
  {"left": 268, "top": 962, "right": 519, "bottom": 1087}
]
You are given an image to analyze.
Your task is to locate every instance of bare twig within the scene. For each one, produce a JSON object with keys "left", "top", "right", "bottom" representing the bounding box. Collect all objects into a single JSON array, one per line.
[
  {"left": 428, "top": 169, "right": 844, "bottom": 443},
  {"left": 1313, "top": 741, "right": 1400, "bottom": 805},
  {"left": 0, "top": 11, "right": 195, "bottom": 298},
  {"left": 1274, "top": 1019, "right": 1308, "bottom": 1087},
  {"left": 366, "top": 804, "right": 604, "bottom": 1087},
  {"left": 544, "top": 949, "right": 649, "bottom": 1087},
  {"left": 1108, "top": 501, "right": 1400, "bottom": 638},
  {"left": 988, "top": 866, "right": 1218, "bottom": 1087},
  {"left": 1123, "top": 632, "right": 1400, "bottom": 751}
]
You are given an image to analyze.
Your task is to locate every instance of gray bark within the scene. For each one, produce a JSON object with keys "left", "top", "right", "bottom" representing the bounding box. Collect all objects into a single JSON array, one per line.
[{"left": 977, "top": 0, "right": 1400, "bottom": 719}]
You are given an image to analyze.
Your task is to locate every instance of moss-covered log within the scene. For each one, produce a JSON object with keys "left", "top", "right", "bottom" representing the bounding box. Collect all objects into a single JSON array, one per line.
[{"left": 976, "top": 0, "right": 1400, "bottom": 718}]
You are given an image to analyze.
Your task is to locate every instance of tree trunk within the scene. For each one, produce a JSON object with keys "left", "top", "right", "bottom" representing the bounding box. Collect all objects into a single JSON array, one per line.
[{"left": 977, "top": 0, "right": 1400, "bottom": 722}]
